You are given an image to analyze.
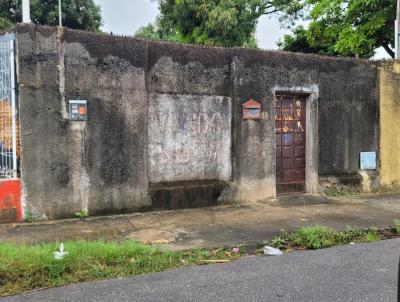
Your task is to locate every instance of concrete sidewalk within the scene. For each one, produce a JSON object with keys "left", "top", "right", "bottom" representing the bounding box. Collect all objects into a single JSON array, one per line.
[{"left": 1, "top": 193, "right": 400, "bottom": 250}]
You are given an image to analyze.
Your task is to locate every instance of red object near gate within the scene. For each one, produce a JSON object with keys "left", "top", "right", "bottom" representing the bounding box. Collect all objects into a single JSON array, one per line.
[{"left": 0, "top": 180, "right": 21, "bottom": 223}]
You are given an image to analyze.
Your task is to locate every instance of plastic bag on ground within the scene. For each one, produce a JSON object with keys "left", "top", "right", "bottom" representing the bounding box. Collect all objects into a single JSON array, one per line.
[{"left": 263, "top": 245, "right": 283, "bottom": 256}]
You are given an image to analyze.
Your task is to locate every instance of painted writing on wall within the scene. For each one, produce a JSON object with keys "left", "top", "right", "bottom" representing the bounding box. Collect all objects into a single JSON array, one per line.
[{"left": 148, "top": 94, "right": 232, "bottom": 182}]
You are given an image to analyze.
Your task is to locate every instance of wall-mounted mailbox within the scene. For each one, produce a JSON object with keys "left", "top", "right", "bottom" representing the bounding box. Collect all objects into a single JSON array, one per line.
[
  {"left": 242, "top": 99, "right": 261, "bottom": 120},
  {"left": 360, "top": 151, "right": 376, "bottom": 170},
  {"left": 69, "top": 100, "right": 87, "bottom": 121}
]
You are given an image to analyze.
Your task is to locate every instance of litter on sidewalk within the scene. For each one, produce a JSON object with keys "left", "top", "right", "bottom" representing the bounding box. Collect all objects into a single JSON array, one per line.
[
  {"left": 263, "top": 246, "right": 283, "bottom": 256},
  {"left": 54, "top": 242, "right": 68, "bottom": 260}
]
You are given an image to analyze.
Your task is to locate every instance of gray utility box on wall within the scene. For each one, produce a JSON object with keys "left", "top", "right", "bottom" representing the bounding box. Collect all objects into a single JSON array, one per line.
[{"left": 69, "top": 100, "right": 87, "bottom": 121}]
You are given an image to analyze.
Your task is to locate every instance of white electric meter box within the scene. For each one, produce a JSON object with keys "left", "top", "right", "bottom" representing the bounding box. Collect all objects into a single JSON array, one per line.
[
  {"left": 69, "top": 100, "right": 87, "bottom": 121},
  {"left": 360, "top": 151, "right": 376, "bottom": 170}
]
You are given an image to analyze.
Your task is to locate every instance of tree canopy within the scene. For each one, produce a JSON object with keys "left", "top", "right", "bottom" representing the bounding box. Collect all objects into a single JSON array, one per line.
[
  {"left": 136, "top": 0, "right": 395, "bottom": 58},
  {"left": 135, "top": 0, "right": 303, "bottom": 48},
  {"left": 0, "top": 0, "right": 102, "bottom": 32},
  {"left": 278, "top": 0, "right": 395, "bottom": 58},
  {"left": 134, "top": 19, "right": 181, "bottom": 43},
  {"left": 277, "top": 25, "right": 333, "bottom": 55}
]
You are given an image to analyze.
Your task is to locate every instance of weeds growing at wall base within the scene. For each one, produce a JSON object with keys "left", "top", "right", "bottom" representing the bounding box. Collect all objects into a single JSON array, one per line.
[
  {"left": 74, "top": 210, "right": 89, "bottom": 219},
  {"left": 324, "top": 185, "right": 358, "bottom": 197}
]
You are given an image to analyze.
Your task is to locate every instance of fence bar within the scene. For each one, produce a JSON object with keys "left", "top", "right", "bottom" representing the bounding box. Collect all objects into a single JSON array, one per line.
[
  {"left": 0, "top": 34, "right": 18, "bottom": 180},
  {"left": 10, "top": 40, "right": 16, "bottom": 179}
]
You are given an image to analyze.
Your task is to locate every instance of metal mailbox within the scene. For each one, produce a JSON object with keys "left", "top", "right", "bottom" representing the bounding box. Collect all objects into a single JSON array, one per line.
[
  {"left": 69, "top": 100, "right": 87, "bottom": 121},
  {"left": 242, "top": 99, "right": 261, "bottom": 120}
]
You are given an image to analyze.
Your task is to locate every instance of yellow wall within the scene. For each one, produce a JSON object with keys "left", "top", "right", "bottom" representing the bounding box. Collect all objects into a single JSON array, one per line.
[{"left": 380, "top": 63, "right": 400, "bottom": 189}]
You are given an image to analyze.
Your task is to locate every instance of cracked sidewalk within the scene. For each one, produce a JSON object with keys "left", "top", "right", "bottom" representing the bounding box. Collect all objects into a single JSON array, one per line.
[{"left": 0, "top": 193, "right": 399, "bottom": 250}]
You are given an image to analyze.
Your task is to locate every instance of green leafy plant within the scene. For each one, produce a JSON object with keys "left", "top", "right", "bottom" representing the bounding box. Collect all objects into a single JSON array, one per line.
[
  {"left": 324, "top": 185, "right": 352, "bottom": 197},
  {"left": 277, "top": 0, "right": 395, "bottom": 59},
  {"left": 0, "top": 0, "right": 102, "bottom": 32},
  {"left": 362, "top": 231, "right": 380, "bottom": 242},
  {"left": 272, "top": 226, "right": 383, "bottom": 250},
  {"left": 394, "top": 219, "right": 400, "bottom": 234},
  {"left": 334, "top": 229, "right": 364, "bottom": 243},
  {"left": 291, "top": 225, "right": 336, "bottom": 249},
  {"left": 74, "top": 210, "right": 89, "bottom": 219},
  {"left": 269, "top": 236, "right": 287, "bottom": 249},
  {"left": 24, "top": 209, "right": 35, "bottom": 223},
  {"left": 136, "top": 0, "right": 303, "bottom": 48}
]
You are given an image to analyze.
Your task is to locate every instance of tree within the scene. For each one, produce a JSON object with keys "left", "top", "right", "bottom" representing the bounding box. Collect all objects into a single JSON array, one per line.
[
  {"left": 134, "top": 23, "right": 161, "bottom": 40},
  {"left": 277, "top": 0, "right": 395, "bottom": 58},
  {"left": 157, "top": 0, "right": 265, "bottom": 47},
  {"left": 277, "top": 25, "right": 334, "bottom": 55},
  {"left": 134, "top": 20, "right": 181, "bottom": 42},
  {"left": 135, "top": 0, "right": 303, "bottom": 48},
  {"left": 0, "top": 0, "right": 102, "bottom": 32}
]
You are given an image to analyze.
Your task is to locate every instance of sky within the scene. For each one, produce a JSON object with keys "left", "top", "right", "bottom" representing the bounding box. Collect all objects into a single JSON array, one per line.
[
  {"left": 94, "top": 0, "right": 293, "bottom": 50},
  {"left": 93, "top": 0, "right": 391, "bottom": 59}
]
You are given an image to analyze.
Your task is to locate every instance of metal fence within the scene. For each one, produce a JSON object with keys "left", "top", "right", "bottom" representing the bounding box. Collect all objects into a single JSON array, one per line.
[{"left": 0, "top": 35, "right": 17, "bottom": 179}]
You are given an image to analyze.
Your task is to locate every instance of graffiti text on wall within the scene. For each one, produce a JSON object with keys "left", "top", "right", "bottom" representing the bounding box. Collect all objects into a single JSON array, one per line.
[{"left": 148, "top": 94, "right": 232, "bottom": 183}]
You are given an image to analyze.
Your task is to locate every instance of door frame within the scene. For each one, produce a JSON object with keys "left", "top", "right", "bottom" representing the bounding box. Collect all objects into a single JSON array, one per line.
[{"left": 271, "top": 85, "right": 319, "bottom": 196}]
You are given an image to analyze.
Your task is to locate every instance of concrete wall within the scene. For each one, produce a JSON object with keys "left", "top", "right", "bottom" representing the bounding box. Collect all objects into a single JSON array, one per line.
[
  {"left": 379, "top": 62, "right": 400, "bottom": 190},
  {"left": 146, "top": 42, "right": 232, "bottom": 183},
  {"left": 15, "top": 24, "right": 380, "bottom": 220},
  {"left": 17, "top": 25, "right": 150, "bottom": 219},
  {"left": 232, "top": 48, "right": 378, "bottom": 195}
]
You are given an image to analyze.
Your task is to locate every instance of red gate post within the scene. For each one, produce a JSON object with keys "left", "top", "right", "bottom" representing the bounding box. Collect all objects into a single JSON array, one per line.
[{"left": 0, "top": 180, "right": 22, "bottom": 223}]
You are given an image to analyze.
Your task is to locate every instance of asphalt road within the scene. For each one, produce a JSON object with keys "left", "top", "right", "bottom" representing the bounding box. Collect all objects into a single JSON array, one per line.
[{"left": 3, "top": 239, "right": 400, "bottom": 302}]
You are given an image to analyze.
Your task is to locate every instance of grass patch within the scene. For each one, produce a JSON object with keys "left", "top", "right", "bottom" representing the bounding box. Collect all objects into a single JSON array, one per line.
[
  {"left": 269, "top": 225, "right": 384, "bottom": 250},
  {"left": 394, "top": 219, "right": 400, "bottom": 234},
  {"left": 362, "top": 231, "right": 381, "bottom": 242},
  {"left": 1, "top": 224, "right": 397, "bottom": 296},
  {"left": 292, "top": 225, "right": 336, "bottom": 249},
  {"left": 0, "top": 241, "right": 242, "bottom": 296}
]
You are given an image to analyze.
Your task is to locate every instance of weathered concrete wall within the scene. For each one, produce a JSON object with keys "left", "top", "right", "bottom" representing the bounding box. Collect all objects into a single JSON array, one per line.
[
  {"left": 148, "top": 94, "right": 232, "bottom": 182},
  {"left": 233, "top": 49, "right": 378, "bottom": 196},
  {"left": 318, "top": 62, "right": 378, "bottom": 175},
  {"left": 17, "top": 25, "right": 150, "bottom": 219},
  {"left": 14, "top": 24, "right": 380, "bottom": 219},
  {"left": 379, "top": 62, "right": 400, "bottom": 190},
  {"left": 146, "top": 42, "right": 234, "bottom": 208}
]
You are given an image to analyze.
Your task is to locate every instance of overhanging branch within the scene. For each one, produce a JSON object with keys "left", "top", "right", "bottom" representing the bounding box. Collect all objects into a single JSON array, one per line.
[
  {"left": 381, "top": 42, "right": 395, "bottom": 58},
  {"left": 263, "top": 9, "right": 280, "bottom": 15}
]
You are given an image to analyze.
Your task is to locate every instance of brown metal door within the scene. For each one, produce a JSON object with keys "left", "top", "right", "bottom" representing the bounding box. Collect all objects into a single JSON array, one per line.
[{"left": 275, "top": 94, "right": 306, "bottom": 194}]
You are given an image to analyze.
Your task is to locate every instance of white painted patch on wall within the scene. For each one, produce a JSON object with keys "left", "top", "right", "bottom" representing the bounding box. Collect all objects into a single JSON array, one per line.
[
  {"left": 57, "top": 28, "right": 68, "bottom": 119},
  {"left": 148, "top": 93, "right": 232, "bottom": 183},
  {"left": 70, "top": 122, "right": 90, "bottom": 212}
]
